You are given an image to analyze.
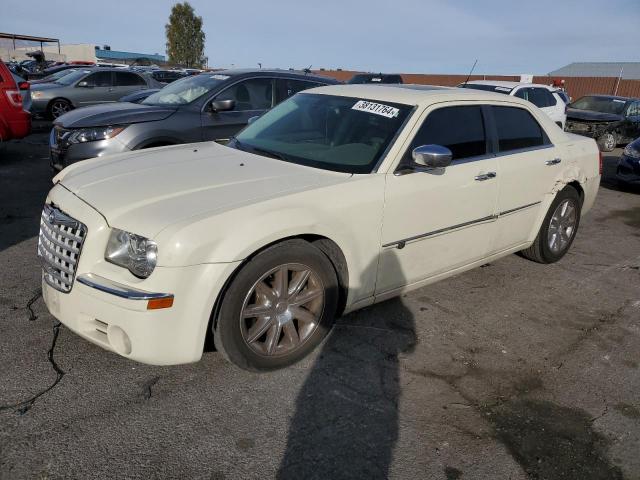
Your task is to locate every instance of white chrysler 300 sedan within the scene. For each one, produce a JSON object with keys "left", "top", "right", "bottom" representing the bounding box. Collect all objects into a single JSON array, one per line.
[{"left": 39, "top": 84, "right": 600, "bottom": 371}]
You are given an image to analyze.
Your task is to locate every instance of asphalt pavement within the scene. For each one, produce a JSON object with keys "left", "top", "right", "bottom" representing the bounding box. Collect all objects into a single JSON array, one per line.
[{"left": 0, "top": 127, "right": 639, "bottom": 479}]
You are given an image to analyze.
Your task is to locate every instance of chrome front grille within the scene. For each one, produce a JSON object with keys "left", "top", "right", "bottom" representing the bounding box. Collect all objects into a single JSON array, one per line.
[{"left": 37, "top": 204, "right": 87, "bottom": 293}]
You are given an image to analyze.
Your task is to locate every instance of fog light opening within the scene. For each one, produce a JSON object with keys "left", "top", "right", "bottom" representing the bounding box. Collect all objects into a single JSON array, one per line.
[{"left": 107, "top": 326, "right": 132, "bottom": 355}]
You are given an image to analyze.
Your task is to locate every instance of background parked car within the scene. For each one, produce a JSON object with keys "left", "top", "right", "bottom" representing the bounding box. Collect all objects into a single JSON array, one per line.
[
  {"left": 119, "top": 88, "right": 160, "bottom": 103},
  {"left": 0, "top": 62, "right": 31, "bottom": 142},
  {"left": 30, "top": 68, "right": 163, "bottom": 119},
  {"left": 616, "top": 136, "right": 640, "bottom": 187},
  {"left": 9, "top": 71, "right": 32, "bottom": 112},
  {"left": 565, "top": 95, "right": 640, "bottom": 152},
  {"left": 347, "top": 73, "right": 403, "bottom": 84},
  {"left": 27, "top": 63, "right": 93, "bottom": 80},
  {"left": 150, "top": 69, "right": 188, "bottom": 84},
  {"left": 461, "top": 81, "right": 567, "bottom": 128},
  {"left": 50, "top": 69, "right": 339, "bottom": 171}
]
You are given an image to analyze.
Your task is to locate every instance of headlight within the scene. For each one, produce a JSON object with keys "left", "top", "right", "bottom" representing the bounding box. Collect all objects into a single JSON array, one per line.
[
  {"left": 68, "top": 125, "right": 126, "bottom": 144},
  {"left": 623, "top": 144, "right": 640, "bottom": 159},
  {"left": 105, "top": 228, "right": 157, "bottom": 278}
]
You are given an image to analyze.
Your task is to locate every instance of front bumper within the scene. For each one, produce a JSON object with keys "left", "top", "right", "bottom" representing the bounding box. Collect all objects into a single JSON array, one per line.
[
  {"left": 50, "top": 128, "right": 131, "bottom": 171},
  {"left": 40, "top": 184, "right": 242, "bottom": 365}
]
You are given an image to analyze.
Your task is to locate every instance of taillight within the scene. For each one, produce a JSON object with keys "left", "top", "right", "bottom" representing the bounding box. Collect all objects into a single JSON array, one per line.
[
  {"left": 599, "top": 151, "right": 603, "bottom": 175},
  {"left": 18, "top": 81, "right": 30, "bottom": 90},
  {"left": 5, "top": 90, "right": 23, "bottom": 108}
]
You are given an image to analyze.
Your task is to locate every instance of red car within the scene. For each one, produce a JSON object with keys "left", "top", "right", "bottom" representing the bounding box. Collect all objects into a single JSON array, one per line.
[{"left": 0, "top": 62, "right": 31, "bottom": 142}]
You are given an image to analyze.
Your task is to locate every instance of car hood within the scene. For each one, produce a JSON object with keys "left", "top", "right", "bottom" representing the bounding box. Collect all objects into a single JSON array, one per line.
[
  {"left": 566, "top": 109, "right": 623, "bottom": 123},
  {"left": 56, "top": 142, "right": 351, "bottom": 238},
  {"left": 54, "top": 102, "right": 178, "bottom": 128}
]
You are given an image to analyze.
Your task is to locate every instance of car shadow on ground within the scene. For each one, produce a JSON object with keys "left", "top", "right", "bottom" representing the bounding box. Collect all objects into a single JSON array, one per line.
[
  {"left": 0, "top": 129, "right": 52, "bottom": 254},
  {"left": 278, "top": 253, "right": 416, "bottom": 479}
]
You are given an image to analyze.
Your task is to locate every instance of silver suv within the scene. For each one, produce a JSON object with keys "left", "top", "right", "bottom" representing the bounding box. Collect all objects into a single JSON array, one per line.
[{"left": 50, "top": 69, "right": 339, "bottom": 171}]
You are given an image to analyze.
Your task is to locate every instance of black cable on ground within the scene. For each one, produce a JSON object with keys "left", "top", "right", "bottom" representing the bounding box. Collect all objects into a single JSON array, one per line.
[{"left": 26, "top": 289, "right": 42, "bottom": 321}]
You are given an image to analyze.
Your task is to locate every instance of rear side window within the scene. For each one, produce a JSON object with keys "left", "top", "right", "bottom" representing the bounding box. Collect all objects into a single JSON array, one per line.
[
  {"left": 115, "top": 72, "right": 146, "bottom": 86},
  {"left": 276, "top": 78, "right": 321, "bottom": 103},
  {"left": 404, "top": 105, "right": 487, "bottom": 162},
  {"left": 492, "top": 106, "right": 549, "bottom": 152},
  {"left": 83, "top": 71, "right": 113, "bottom": 87},
  {"left": 515, "top": 88, "right": 556, "bottom": 108}
]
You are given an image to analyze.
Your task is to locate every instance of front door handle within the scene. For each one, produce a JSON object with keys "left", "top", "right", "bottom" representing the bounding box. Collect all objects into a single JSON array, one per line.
[
  {"left": 545, "top": 158, "right": 562, "bottom": 165},
  {"left": 475, "top": 172, "right": 497, "bottom": 181}
]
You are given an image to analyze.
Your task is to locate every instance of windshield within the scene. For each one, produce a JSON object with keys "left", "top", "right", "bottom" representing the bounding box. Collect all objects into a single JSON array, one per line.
[
  {"left": 55, "top": 69, "right": 93, "bottom": 85},
  {"left": 46, "top": 70, "right": 78, "bottom": 82},
  {"left": 459, "top": 83, "right": 512, "bottom": 94},
  {"left": 571, "top": 96, "right": 627, "bottom": 115},
  {"left": 142, "top": 74, "right": 226, "bottom": 105},
  {"left": 233, "top": 93, "right": 412, "bottom": 173}
]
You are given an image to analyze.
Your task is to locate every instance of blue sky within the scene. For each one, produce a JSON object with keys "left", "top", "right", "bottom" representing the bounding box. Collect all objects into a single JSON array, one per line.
[{"left": 3, "top": 0, "right": 639, "bottom": 74}]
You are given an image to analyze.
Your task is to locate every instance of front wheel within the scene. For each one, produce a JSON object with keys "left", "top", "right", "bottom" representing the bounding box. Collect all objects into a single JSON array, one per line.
[
  {"left": 597, "top": 132, "right": 617, "bottom": 152},
  {"left": 520, "top": 186, "right": 581, "bottom": 264},
  {"left": 214, "top": 240, "right": 338, "bottom": 371},
  {"left": 48, "top": 99, "right": 72, "bottom": 119}
]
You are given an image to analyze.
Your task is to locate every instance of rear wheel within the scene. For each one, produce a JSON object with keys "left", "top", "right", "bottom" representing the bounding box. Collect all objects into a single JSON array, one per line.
[
  {"left": 597, "top": 132, "right": 617, "bottom": 152},
  {"left": 48, "top": 99, "right": 72, "bottom": 119},
  {"left": 214, "top": 240, "right": 338, "bottom": 371},
  {"left": 520, "top": 186, "right": 581, "bottom": 264}
]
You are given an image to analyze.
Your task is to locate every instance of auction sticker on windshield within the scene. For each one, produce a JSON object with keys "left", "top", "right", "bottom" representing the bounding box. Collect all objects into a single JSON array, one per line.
[{"left": 352, "top": 100, "right": 399, "bottom": 118}]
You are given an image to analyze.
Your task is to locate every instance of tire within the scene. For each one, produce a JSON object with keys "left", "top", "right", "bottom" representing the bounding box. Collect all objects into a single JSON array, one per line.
[
  {"left": 520, "top": 186, "right": 582, "bottom": 264},
  {"left": 214, "top": 239, "right": 339, "bottom": 371},
  {"left": 597, "top": 132, "right": 617, "bottom": 152},
  {"left": 48, "top": 99, "right": 73, "bottom": 119}
]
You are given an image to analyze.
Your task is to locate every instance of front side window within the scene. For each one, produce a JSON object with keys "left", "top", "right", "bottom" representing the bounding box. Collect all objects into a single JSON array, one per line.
[
  {"left": 233, "top": 93, "right": 411, "bottom": 173},
  {"left": 492, "top": 106, "right": 548, "bottom": 152},
  {"left": 115, "top": 72, "right": 146, "bottom": 86},
  {"left": 215, "top": 78, "right": 273, "bottom": 111},
  {"left": 626, "top": 101, "right": 640, "bottom": 117},
  {"left": 403, "top": 105, "right": 487, "bottom": 162},
  {"left": 83, "top": 71, "right": 113, "bottom": 87}
]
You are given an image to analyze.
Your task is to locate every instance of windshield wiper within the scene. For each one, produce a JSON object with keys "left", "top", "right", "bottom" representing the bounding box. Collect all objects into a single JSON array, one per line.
[{"left": 230, "top": 138, "right": 290, "bottom": 162}]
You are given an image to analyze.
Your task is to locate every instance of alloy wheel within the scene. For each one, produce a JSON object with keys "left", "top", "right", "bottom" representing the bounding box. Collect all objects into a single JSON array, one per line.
[
  {"left": 51, "top": 101, "right": 70, "bottom": 118},
  {"left": 240, "top": 263, "right": 325, "bottom": 357},
  {"left": 547, "top": 199, "right": 577, "bottom": 253}
]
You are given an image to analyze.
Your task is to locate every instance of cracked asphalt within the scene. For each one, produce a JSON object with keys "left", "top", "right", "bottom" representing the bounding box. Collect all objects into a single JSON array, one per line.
[{"left": 1, "top": 124, "right": 639, "bottom": 479}]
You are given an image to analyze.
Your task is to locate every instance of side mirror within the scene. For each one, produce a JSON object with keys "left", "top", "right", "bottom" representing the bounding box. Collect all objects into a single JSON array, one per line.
[
  {"left": 247, "top": 115, "right": 260, "bottom": 125},
  {"left": 210, "top": 99, "right": 235, "bottom": 113},
  {"left": 77, "top": 81, "right": 91, "bottom": 88},
  {"left": 412, "top": 144, "right": 453, "bottom": 168}
]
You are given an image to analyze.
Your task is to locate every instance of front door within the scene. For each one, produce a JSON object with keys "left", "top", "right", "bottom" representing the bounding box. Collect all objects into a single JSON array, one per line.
[
  {"left": 75, "top": 71, "right": 115, "bottom": 106},
  {"left": 623, "top": 101, "right": 640, "bottom": 143},
  {"left": 377, "top": 104, "right": 499, "bottom": 295},
  {"left": 201, "top": 77, "right": 274, "bottom": 143}
]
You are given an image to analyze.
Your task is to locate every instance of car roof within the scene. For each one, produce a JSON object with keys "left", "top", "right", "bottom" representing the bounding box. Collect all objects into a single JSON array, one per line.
[
  {"left": 464, "top": 80, "right": 553, "bottom": 90},
  {"left": 208, "top": 68, "right": 340, "bottom": 84},
  {"left": 306, "top": 83, "right": 540, "bottom": 107},
  {"left": 579, "top": 94, "right": 635, "bottom": 101}
]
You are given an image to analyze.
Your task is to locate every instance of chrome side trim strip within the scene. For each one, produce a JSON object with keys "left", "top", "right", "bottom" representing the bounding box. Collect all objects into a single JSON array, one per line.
[
  {"left": 77, "top": 273, "right": 173, "bottom": 300},
  {"left": 383, "top": 215, "right": 496, "bottom": 248},
  {"left": 384, "top": 201, "right": 542, "bottom": 248},
  {"left": 498, "top": 201, "right": 541, "bottom": 216}
]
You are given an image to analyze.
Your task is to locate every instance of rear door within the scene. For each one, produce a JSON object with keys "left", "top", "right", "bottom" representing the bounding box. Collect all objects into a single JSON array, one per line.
[
  {"left": 489, "top": 105, "right": 560, "bottom": 251},
  {"left": 201, "top": 77, "right": 274, "bottom": 142},
  {"left": 113, "top": 71, "right": 148, "bottom": 99}
]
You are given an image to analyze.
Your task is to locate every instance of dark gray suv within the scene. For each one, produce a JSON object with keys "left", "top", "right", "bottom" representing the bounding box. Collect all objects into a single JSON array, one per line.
[{"left": 50, "top": 69, "right": 339, "bottom": 171}]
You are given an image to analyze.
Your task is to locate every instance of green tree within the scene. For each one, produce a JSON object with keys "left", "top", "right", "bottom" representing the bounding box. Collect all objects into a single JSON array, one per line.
[{"left": 165, "top": 2, "right": 206, "bottom": 68}]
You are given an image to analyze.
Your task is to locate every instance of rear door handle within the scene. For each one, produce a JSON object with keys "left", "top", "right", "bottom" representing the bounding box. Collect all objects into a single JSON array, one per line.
[
  {"left": 475, "top": 172, "right": 497, "bottom": 181},
  {"left": 545, "top": 158, "right": 562, "bottom": 165}
]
